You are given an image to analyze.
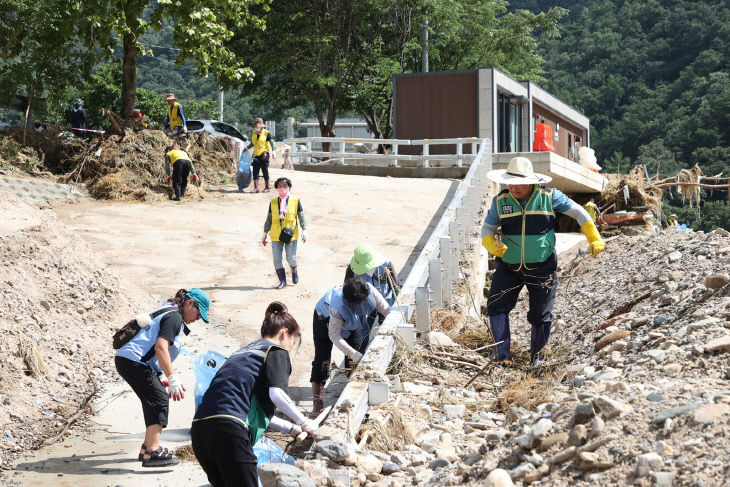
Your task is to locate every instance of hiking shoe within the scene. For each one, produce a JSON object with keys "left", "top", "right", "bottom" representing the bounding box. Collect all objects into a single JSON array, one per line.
[{"left": 142, "top": 447, "right": 180, "bottom": 468}]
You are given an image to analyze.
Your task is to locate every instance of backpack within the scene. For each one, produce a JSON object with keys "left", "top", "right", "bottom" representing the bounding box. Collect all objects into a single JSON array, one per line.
[{"left": 112, "top": 306, "right": 177, "bottom": 350}]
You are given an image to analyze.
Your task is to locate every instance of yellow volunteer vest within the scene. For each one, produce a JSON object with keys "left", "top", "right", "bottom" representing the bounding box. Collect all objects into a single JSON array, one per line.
[
  {"left": 252, "top": 129, "right": 272, "bottom": 157},
  {"left": 168, "top": 102, "right": 183, "bottom": 129},
  {"left": 269, "top": 197, "right": 300, "bottom": 242},
  {"left": 167, "top": 149, "right": 190, "bottom": 165}
]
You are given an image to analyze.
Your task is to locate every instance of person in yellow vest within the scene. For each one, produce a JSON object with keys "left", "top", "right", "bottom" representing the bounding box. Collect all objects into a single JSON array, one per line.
[
  {"left": 481, "top": 157, "right": 606, "bottom": 367},
  {"left": 248, "top": 117, "right": 276, "bottom": 193},
  {"left": 164, "top": 94, "right": 187, "bottom": 136},
  {"left": 261, "top": 177, "right": 307, "bottom": 289},
  {"left": 165, "top": 146, "right": 199, "bottom": 201},
  {"left": 666, "top": 213, "right": 679, "bottom": 228},
  {"left": 130, "top": 108, "right": 148, "bottom": 128}
]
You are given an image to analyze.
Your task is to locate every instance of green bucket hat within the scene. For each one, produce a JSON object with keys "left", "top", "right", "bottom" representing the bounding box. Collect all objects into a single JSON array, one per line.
[
  {"left": 186, "top": 288, "right": 210, "bottom": 323},
  {"left": 350, "top": 244, "right": 386, "bottom": 276}
]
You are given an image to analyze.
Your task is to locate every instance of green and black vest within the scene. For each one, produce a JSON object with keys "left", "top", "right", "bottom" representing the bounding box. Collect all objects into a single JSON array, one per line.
[{"left": 495, "top": 185, "right": 555, "bottom": 268}]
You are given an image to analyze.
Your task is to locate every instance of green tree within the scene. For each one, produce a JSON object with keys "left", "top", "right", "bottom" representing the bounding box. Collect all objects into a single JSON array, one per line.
[
  {"left": 76, "top": 0, "right": 269, "bottom": 117},
  {"left": 0, "top": 0, "right": 96, "bottom": 134},
  {"left": 351, "top": 0, "right": 567, "bottom": 141}
]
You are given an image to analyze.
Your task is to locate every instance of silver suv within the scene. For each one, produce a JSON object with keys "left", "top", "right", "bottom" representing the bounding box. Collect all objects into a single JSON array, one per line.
[{"left": 186, "top": 119, "right": 248, "bottom": 145}]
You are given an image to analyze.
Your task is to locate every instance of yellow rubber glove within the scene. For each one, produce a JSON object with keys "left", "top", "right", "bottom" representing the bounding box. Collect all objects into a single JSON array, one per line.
[
  {"left": 581, "top": 221, "right": 605, "bottom": 258},
  {"left": 482, "top": 235, "right": 508, "bottom": 258}
]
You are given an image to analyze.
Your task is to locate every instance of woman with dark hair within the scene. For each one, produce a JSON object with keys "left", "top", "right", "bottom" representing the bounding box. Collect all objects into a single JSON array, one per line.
[
  {"left": 310, "top": 277, "right": 390, "bottom": 413},
  {"left": 115, "top": 287, "right": 210, "bottom": 467},
  {"left": 261, "top": 177, "right": 307, "bottom": 289},
  {"left": 192, "top": 301, "right": 317, "bottom": 487}
]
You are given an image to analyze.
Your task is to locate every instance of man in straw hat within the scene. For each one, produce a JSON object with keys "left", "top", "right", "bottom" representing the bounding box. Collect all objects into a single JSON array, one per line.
[
  {"left": 164, "top": 94, "right": 187, "bottom": 136},
  {"left": 481, "top": 156, "right": 606, "bottom": 367}
]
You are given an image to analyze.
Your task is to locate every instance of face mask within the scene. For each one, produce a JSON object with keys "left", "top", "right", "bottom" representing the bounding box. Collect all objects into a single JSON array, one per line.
[{"left": 278, "top": 187, "right": 289, "bottom": 198}]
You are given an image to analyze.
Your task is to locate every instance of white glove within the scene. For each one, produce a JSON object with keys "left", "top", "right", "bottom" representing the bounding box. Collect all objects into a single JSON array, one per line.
[
  {"left": 349, "top": 351, "right": 363, "bottom": 366},
  {"left": 301, "top": 230, "right": 307, "bottom": 243},
  {"left": 182, "top": 126, "right": 188, "bottom": 134},
  {"left": 288, "top": 424, "right": 303, "bottom": 438},
  {"left": 167, "top": 373, "right": 186, "bottom": 401},
  {"left": 299, "top": 418, "right": 318, "bottom": 436}
]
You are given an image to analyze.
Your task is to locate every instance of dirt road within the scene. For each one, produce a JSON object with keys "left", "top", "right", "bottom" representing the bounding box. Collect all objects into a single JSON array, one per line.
[{"left": 10, "top": 168, "right": 455, "bottom": 486}]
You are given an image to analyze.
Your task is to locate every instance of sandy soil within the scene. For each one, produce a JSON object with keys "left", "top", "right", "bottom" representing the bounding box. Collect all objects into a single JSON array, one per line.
[{"left": 9, "top": 168, "right": 455, "bottom": 486}]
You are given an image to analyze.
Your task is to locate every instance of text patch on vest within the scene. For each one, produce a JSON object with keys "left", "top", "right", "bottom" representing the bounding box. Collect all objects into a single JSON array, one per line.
[{"left": 501, "top": 204, "right": 514, "bottom": 215}]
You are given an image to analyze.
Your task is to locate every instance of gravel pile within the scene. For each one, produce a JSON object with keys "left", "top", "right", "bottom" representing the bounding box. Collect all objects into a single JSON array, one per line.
[{"left": 283, "top": 228, "right": 730, "bottom": 487}]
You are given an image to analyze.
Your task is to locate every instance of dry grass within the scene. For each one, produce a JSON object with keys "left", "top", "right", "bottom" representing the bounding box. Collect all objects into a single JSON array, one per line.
[
  {"left": 386, "top": 335, "right": 425, "bottom": 378},
  {"left": 175, "top": 444, "right": 198, "bottom": 462},
  {"left": 453, "top": 324, "right": 493, "bottom": 349},
  {"left": 19, "top": 339, "right": 48, "bottom": 378},
  {"left": 359, "top": 400, "right": 415, "bottom": 453},
  {"left": 496, "top": 376, "right": 555, "bottom": 411},
  {"left": 430, "top": 307, "right": 462, "bottom": 334},
  {"left": 677, "top": 165, "right": 703, "bottom": 208}
]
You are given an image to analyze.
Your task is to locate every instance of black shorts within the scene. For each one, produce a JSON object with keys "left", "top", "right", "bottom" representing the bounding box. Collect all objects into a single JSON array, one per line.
[
  {"left": 191, "top": 418, "right": 258, "bottom": 487},
  {"left": 115, "top": 356, "right": 169, "bottom": 428}
]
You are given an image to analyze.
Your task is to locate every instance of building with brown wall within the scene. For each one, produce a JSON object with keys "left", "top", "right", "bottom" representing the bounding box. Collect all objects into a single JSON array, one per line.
[{"left": 393, "top": 68, "right": 590, "bottom": 162}]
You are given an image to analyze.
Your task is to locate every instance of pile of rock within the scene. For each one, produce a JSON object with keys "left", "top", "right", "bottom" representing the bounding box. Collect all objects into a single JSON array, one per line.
[
  {"left": 0, "top": 190, "right": 154, "bottom": 468},
  {"left": 273, "top": 227, "right": 729, "bottom": 487}
]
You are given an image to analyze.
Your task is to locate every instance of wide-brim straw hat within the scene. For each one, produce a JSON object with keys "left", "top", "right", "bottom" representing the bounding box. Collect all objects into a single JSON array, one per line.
[
  {"left": 350, "top": 244, "right": 386, "bottom": 275},
  {"left": 487, "top": 156, "right": 552, "bottom": 185},
  {"left": 165, "top": 93, "right": 177, "bottom": 101}
]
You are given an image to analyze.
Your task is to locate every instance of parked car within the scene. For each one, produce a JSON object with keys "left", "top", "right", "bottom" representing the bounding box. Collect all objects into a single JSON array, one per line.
[{"left": 186, "top": 119, "right": 248, "bottom": 145}]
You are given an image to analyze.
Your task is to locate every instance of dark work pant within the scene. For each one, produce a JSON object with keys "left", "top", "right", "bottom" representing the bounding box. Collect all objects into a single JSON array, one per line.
[
  {"left": 251, "top": 155, "right": 269, "bottom": 182},
  {"left": 310, "top": 311, "right": 363, "bottom": 385},
  {"left": 114, "top": 356, "right": 169, "bottom": 427},
  {"left": 172, "top": 159, "right": 192, "bottom": 199},
  {"left": 486, "top": 252, "right": 557, "bottom": 362},
  {"left": 191, "top": 419, "right": 257, "bottom": 487}
]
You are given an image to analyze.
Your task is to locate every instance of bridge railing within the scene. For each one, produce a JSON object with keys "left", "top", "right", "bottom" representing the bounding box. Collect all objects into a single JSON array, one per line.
[{"left": 283, "top": 137, "right": 483, "bottom": 168}]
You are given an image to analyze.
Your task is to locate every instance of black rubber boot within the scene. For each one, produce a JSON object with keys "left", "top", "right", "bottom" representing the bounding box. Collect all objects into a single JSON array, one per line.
[
  {"left": 275, "top": 268, "right": 287, "bottom": 289},
  {"left": 291, "top": 267, "right": 299, "bottom": 284}
]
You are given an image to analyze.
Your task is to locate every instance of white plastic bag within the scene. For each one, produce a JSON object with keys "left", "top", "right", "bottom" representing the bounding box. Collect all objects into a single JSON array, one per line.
[{"left": 579, "top": 146, "right": 601, "bottom": 172}]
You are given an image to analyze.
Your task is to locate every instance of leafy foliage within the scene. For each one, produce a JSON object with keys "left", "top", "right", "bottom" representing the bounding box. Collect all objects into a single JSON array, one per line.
[{"left": 535, "top": 0, "right": 729, "bottom": 180}]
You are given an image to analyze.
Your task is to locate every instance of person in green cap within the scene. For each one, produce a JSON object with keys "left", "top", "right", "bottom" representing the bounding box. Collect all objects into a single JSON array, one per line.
[
  {"left": 344, "top": 244, "right": 400, "bottom": 350},
  {"left": 115, "top": 287, "right": 210, "bottom": 468}
]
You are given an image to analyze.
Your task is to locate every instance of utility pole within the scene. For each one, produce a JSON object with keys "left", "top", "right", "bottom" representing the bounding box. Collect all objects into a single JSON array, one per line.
[
  {"left": 422, "top": 19, "right": 429, "bottom": 73},
  {"left": 218, "top": 85, "right": 224, "bottom": 122}
]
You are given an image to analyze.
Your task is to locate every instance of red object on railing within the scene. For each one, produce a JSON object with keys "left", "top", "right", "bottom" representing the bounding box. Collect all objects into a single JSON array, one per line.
[{"left": 533, "top": 123, "right": 555, "bottom": 152}]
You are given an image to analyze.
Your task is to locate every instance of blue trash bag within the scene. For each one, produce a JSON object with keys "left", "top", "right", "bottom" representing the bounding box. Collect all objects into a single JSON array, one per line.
[
  {"left": 254, "top": 436, "right": 295, "bottom": 465},
  {"left": 190, "top": 350, "right": 227, "bottom": 410},
  {"left": 254, "top": 437, "right": 295, "bottom": 487},
  {"left": 237, "top": 149, "right": 253, "bottom": 191}
]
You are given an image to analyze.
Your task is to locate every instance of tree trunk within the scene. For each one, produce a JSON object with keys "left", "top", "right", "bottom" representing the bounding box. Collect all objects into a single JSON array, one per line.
[
  {"left": 121, "top": 33, "right": 137, "bottom": 118},
  {"left": 22, "top": 89, "right": 32, "bottom": 145}
]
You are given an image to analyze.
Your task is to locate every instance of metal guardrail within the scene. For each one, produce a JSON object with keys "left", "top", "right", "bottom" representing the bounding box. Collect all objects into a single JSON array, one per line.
[
  {"left": 283, "top": 137, "right": 483, "bottom": 168},
  {"left": 323, "top": 138, "right": 493, "bottom": 443}
]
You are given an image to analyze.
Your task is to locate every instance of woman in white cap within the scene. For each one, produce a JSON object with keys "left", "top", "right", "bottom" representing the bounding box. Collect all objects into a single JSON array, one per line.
[
  {"left": 344, "top": 244, "right": 400, "bottom": 348},
  {"left": 481, "top": 156, "right": 605, "bottom": 367}
]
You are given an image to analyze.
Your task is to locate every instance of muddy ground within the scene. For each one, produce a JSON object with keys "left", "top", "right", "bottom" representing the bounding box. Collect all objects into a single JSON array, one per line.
[{"left": 3, "top": 167, "right": 455, "bottom": 486}]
